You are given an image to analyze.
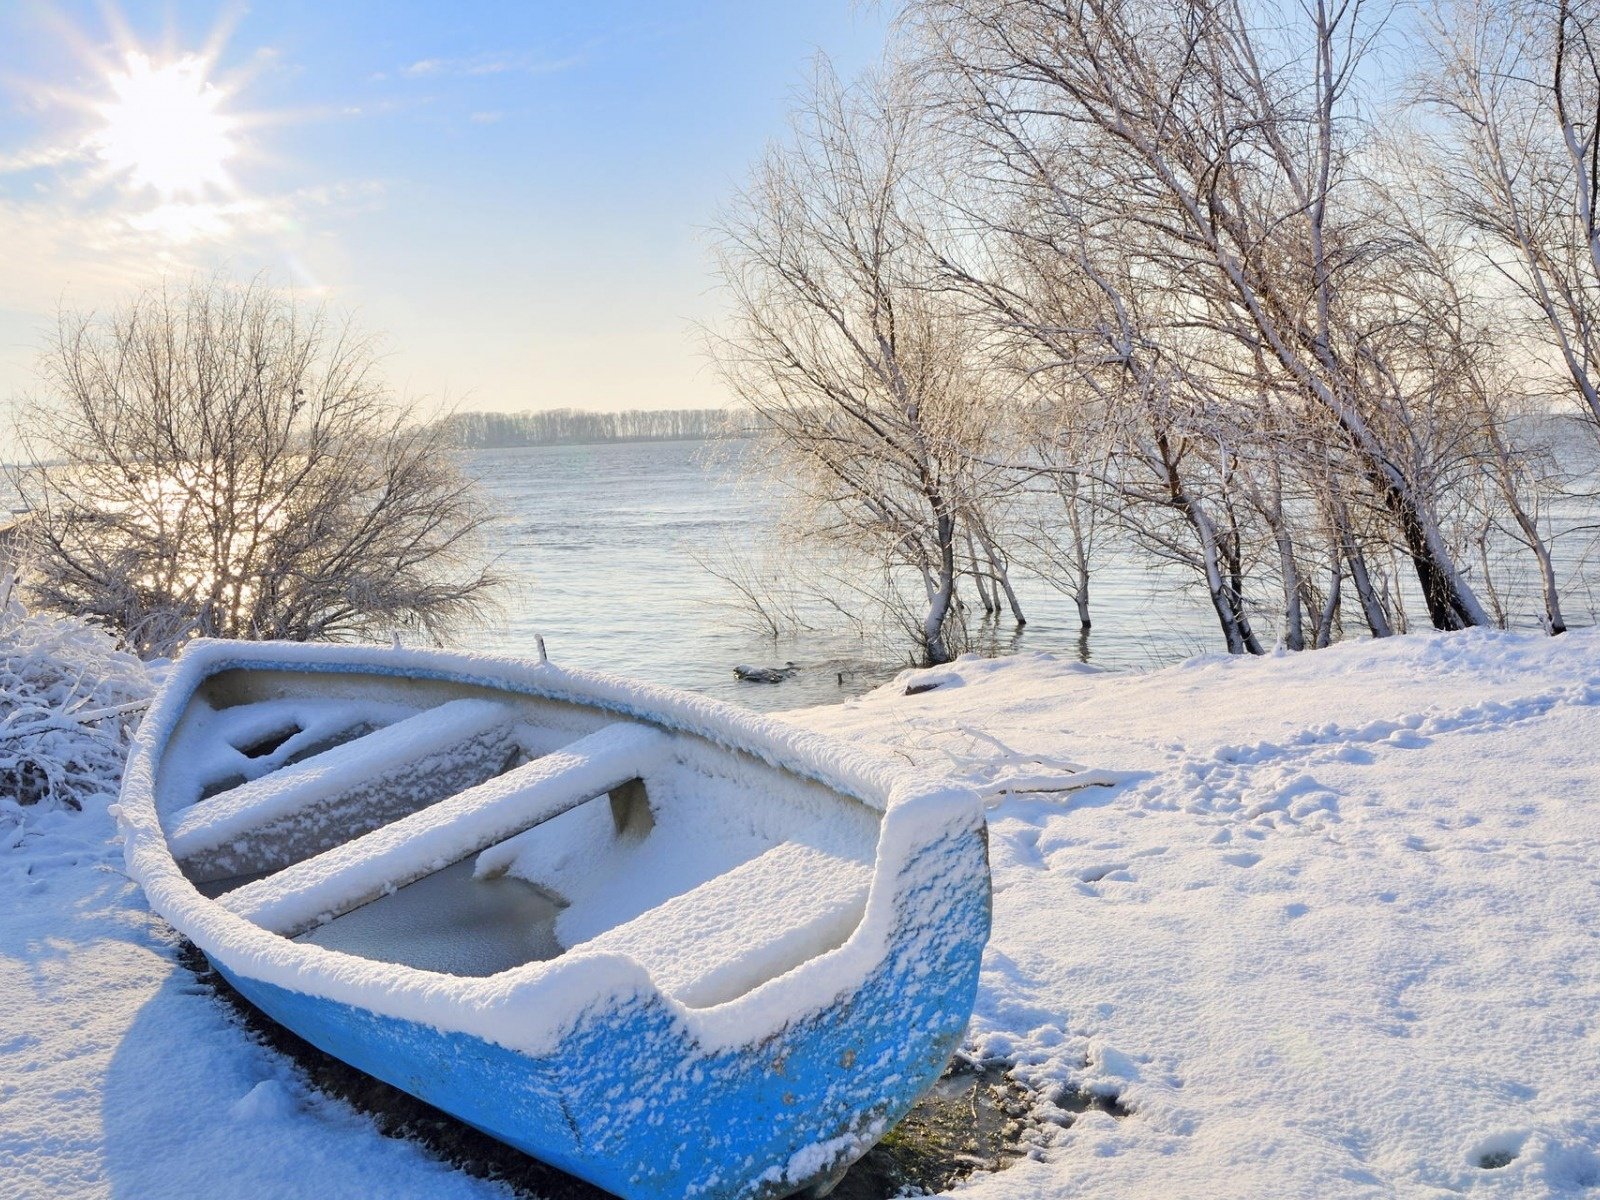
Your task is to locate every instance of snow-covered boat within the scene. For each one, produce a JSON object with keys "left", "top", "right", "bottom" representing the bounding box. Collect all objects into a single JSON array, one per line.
[{"left": 115, "top": 639, "right": 991, "bottom": 1200}]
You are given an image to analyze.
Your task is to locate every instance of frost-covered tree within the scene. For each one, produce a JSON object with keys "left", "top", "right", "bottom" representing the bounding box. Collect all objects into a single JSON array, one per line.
[
  {"left": 13, "top": 277, "right": 500, "bottom": 657},
  {"left": 708, "top": 63, "right": 1019, "bottom": 665},
  {"left": 699, "top": 1, "right": 1588, "bottom": 656},
  {"left": 912, "top": 0, "right": 1495, "bottom": 633},
  {"left": 1423, "top": 0, "right": 1600, "bottom": 438}
]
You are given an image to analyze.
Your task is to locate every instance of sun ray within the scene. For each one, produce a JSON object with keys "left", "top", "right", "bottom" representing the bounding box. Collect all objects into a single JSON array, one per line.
[{"left": 7, "top": 6, "right": 309, "bottom": 251}]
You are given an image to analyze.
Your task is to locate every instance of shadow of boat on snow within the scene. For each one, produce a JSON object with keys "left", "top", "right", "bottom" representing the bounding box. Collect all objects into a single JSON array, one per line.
[{"left": 97, "top": 928, "right": 483, "bottom": 1200}]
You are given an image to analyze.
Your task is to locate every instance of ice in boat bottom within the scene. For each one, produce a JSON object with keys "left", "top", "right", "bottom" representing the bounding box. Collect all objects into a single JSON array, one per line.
[{"left": 116, "top": 641, "right": 991, "bottom": 1200}]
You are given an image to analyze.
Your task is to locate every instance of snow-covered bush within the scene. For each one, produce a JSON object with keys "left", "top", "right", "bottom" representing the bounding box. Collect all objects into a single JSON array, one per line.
[{"left": 0, "top": 575, "right": 151, "bottom": 814}]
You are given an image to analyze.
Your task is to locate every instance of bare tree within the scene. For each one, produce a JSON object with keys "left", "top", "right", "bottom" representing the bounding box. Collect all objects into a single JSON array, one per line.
[
  {"left": 1012, "top": 404, "right": 1100, "bottom": 633},
  {"left": 1374, "top": 147, "right": 1572, "bottom": 633},
  {"left": 693, "top": 1, "right": 1598, "bottom": 658},
  {"left": 912, "top": 0, "right": 1495, "bottom": 633},
  {"left": 13, "top": 277, "right": 500, "bottom": 656},
  {"left": 707, "top": 62, "right": 1018, "bottom": 665},
  {"left": 1424, "top": 0, "right": 1600, "bottom": 437},
  {"left": 964, "top": 229, "right": 1273, "bottom": 653}
]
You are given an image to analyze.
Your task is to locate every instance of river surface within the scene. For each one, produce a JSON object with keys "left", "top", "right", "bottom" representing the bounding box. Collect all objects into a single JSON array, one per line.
[
  {"left": 461, "top": 440, "right": 1600, "bottom": 710},
  {"left": 7, "top": 438, "right": 1592, "bottom": 711}
]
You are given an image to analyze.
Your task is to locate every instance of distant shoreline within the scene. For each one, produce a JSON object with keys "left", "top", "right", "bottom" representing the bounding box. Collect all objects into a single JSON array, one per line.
[
  {"left": 462, "top": 431, "right": 755, "bottom": 450},
  {"left": 437, "top": 406, "right": 755, "bottom": 451}
]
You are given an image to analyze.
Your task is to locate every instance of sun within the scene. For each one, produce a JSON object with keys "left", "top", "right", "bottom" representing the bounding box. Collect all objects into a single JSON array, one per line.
[{"left": 94, "top": 51, "right": 236, "bottom": 197}]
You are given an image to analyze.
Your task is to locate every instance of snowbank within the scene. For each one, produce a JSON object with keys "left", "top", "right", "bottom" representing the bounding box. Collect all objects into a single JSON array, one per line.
[{"left": 5, "top": 627, "right": 1600, "bottom": 1197}]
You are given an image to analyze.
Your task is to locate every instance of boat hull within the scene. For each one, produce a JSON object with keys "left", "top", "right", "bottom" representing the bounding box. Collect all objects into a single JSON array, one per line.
[
  {"left": 212, "top": 821, "right": 984, "bottom": 1199},
  {"left": 120, "top": 642, "right": 992, "bottom": 1200}
]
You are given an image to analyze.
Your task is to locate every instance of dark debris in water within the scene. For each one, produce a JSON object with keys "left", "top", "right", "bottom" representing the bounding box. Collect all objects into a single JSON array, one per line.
[
  {"left": 180, "top": 943, "right": 1065, "bottom": 1199},
  {"left": 829, "top": 1060, "right": 1036, "bottom": 1199}
]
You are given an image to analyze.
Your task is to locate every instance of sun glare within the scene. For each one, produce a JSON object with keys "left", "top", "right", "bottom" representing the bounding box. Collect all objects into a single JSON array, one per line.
[{"left": 95, "top": 52, "right": 235, "bottom": 197}]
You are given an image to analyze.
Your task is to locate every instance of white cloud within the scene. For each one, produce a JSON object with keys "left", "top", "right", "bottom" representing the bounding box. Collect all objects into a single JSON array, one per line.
[
  {"left": 0, "top": 143, "right": 90, "bottom": 174},
  {"left": 400, "top": 51, "right": 585, "bottom": 79},
  {"left": 0, "top": 178, "right": 386, "bottom": 320}
]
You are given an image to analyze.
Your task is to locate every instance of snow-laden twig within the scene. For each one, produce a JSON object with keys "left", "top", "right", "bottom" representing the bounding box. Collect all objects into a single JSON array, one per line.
[{"left": 0, "top": 576, "right": 151, "bottom": 815}]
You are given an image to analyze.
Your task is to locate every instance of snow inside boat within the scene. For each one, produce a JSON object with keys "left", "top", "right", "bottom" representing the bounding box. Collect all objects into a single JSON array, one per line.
[{"left": 116, "top": 640, "right": 991, "bottom": 1200}]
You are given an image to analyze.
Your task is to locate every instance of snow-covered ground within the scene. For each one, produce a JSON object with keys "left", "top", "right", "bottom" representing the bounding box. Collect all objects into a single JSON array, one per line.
[
  {"left": 794, "top": 629, "right": 1600, "bottom": 1199},
  {"left": 6, "top": 628, "right": 1600, "bottom": 1197}
]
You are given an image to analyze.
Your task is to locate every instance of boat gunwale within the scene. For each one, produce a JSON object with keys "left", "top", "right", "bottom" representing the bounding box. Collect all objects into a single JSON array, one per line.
[{"left": 119, "top": 638, "right": 989, "bottom": 1059}]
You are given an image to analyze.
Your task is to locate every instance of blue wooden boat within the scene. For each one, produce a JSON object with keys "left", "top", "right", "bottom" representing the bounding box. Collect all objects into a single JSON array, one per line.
[{"left": 117, "top": 640, "right": 991, "bottom": 1199}]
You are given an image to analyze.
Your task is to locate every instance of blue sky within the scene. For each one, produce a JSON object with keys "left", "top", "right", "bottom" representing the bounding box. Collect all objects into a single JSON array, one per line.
[{"left": 0, "top": 1, "right": 891, "bottom": 416}]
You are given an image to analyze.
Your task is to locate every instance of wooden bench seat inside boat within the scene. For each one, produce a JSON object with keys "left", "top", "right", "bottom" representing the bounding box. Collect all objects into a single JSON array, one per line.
[
  {"left": 574, "top": 837, "right": 873, "bottom": 1008},
  {"left": 170, "top": 698, "right": 522, "bottom": 883},
  {"left": 201, "top": 706, "right": 879, "bottom": 1006},
  {"left": 218, "top": 721, "right": 670, "bottom": 938},
  {"left": 289, "top": 833, "right": 875, "bottom": 995}
]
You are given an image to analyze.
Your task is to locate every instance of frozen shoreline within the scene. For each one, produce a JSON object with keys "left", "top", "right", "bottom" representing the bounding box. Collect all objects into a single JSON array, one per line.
[{"left": 6, "top": 627, "right": 1600, "bottom": 1197}]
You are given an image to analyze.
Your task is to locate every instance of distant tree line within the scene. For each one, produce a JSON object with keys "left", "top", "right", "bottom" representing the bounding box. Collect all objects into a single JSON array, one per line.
[{"left": 439, "top": 407, "right": 752, "bottom": 449}]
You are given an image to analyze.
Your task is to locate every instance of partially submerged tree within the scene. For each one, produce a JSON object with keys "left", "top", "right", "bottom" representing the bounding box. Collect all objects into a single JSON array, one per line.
[
  {"left": 14, "top": 277, "right": 500, "bottom": 656},
  {"left": 914, "top": 0, "right": 1495, "bottom": 633},
  {"left": 708, "top": 63, "right": 1018, "bottom": 665},
  {"left": 1373, "top": 151, "right": 1572, "bottom": 634}
]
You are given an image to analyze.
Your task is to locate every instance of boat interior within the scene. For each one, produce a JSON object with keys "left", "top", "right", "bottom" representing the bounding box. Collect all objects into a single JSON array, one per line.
[{"left": 156, "top": 668, "right": 884, "bottom": 1008}]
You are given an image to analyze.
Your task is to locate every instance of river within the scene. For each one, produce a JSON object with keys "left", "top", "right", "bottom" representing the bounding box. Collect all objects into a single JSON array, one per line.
[{"left": 460, "top": 439, "right": 1600, "bottom": 711}]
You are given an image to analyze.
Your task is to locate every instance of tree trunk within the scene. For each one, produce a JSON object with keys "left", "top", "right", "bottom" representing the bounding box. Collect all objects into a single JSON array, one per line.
[
  {"left": 1325, "top": 478, "right": 1393, "bottom": 639},
  {"left": 1275, "top": 526, "right": 1305, "bottom": 651},
  {"left": 1514, "top": 518, "right": 1567, "bottom": 634},
  {"left": 975, "top": 527, "right": 1027, "bottom": 626},
  {"left": 1314, "top": 554, "right": 1341, "bottom": 649},
  {"left": 965, "top": 527, "right": 997, "bottom": 614},
  {"left": 1065, "top": 477, "right": 1092, "bottom": 629},
  {"left": 1341, "top": 529, "right": 1393, "bottom": 639},
  {"left": 1476, "top": 534, "right": 1509, "bottom": 629},
  {"left": 1225, "top": 533, "right": 1266, "bottom": 656},
  {"left": 1487, "top": 424, "right": 1567, "bottom": 635},
  {"left": 922, "top": 512, "right": 958, "bottom": 665},
  {"left": 1157, "top": 435, "right": 1260, "bottom": 655},
  {"left": 1377, "top": 474, "right": 1488, "bottom": 630},
  {"left": 1188, "top": 494, "right": 1251, "bottom": 655},
  {"left": 1531, "top": 536, "right": 1567, "bottom": 636}
]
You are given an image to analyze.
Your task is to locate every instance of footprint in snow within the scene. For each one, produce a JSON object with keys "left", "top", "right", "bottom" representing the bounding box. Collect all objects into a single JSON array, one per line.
[
  {"left": 1077, "top": 863, "right": 1132, "bottom": 884},
  {"left": 1222, "top": 851, "right": 1262, "bottom": 868},
  {"left": 1468, "top": 1131, "right": 1528, "bottom": 1171},
  {"left": 989, "top": 821, "right": 1047, "bottom": 874}
]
